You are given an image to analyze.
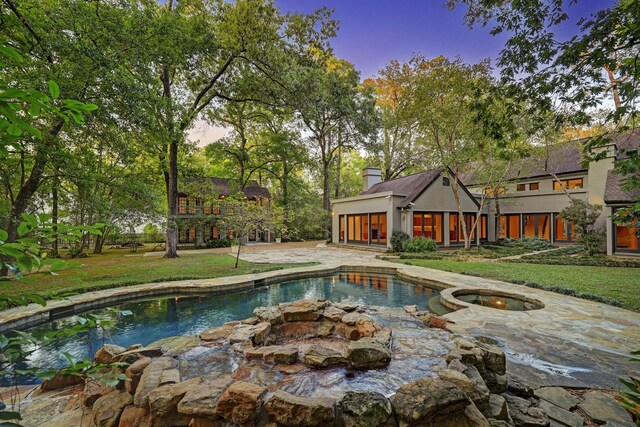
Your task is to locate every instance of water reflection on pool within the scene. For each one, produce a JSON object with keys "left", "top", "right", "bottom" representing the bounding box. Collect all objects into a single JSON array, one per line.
[{"left": 6, "top": 272, "right": 442, "bottom": 385}]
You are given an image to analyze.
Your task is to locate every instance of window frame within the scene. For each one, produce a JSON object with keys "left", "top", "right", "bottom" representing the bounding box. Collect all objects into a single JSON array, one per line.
[{"left": 529, "top": 182, "right": 539, "bottom": 191}]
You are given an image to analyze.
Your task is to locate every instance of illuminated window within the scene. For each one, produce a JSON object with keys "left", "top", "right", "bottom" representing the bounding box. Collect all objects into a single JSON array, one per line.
[
  {"left": 553, "top": 178, "right": 583, "bottom": 191},
  {"left": 615, "top": 209, "right": 638, "bottom": 253},
  {"left": 523, "top": 214, "right": 551, "bottom": 240},
  {"left": 529, "top": 182, "right": 539, "bottom": 191},
  {"left": 517, "top": 184, "right": 526, "bottom": 192},
  {"left": 178, "top": 197, "right": 188, "bottom": 214},
  {"left": 339, "top": 215, "right": 345, "bottom": 241}
]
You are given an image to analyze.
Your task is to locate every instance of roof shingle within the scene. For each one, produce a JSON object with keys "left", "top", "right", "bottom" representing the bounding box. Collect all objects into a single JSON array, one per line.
[{"left": 362, "top": 168, "right": 443, "bottom": 207}]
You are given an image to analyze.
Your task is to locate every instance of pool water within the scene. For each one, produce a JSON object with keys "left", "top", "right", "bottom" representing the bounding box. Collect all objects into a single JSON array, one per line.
[
  {"left": 456, "top": 293, "right": 542, "bottom": 311},
  {"left": 4, "top": 272, "right": 443, "bottom": 385}
]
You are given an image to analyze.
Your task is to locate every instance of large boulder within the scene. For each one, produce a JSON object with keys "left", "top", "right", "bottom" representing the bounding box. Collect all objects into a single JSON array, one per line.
[
  {"left": 125, "top": 356, "right": 152, "bottom": 395},
  {"left": 391, "top": 377, "right": 469, "bottom": 425},
  {"left": 263, "top": 346, "right": 298, "bottom": 364},
  {"left": 503, "top": 394, "right": 549, "bottom": 427},
  {"left": 482, "top": 394, "right": 508, "bottom": 421},
  {"left": 118, "top": 405, "right": 152, "bottom": 427},
  {"left": 254, "top": 306, "right": 282, "bottom": 324},
  {"left": 337, "top": 390, "right": 395, "bottom": 427},
  {"left": 199, "top": 325, "right": 234, "bottom": 342},
  {"left": 133, "top": 357, "right": 177, "bottom": 407},
  {"left": 280, "top": 300, "right": 325, "bottom": 322},
  {"left": 84, "top": 379, "right": 114, "bottom": 407},
  {"left": 438, "top": 369, "right": 475, "bottom": 395},
  {"left": 94, "top": 344, "right": 127, "bottom": 364},
  {"left": 346, "top": 338, "right": 391, "bottom": 369},
  {"left": 322, "top": 305, "right": 347, "bottom": 322},
  {"left": 263, "top": 390, "right": 335, "bottom": 426},
  {"left": 578, "top": 390, "right": 634, "bottom": 426},
  {"left": 463, "top": 366, "right": 491, "bottom": 411},
  {"left": 177, "top": 375, "right": 234, "bottom": 418},
  {"left": 214, "top": 381, "right": 267, "bottom": 425},
  {"left": 341, "top": 312, "right": 378, "bottom": 338},
  {"left": 92, "top": 390, "right": 133, "bottom": 427},
  {"left": 40, "top": 372, "right": 84, "bottom": 391},
  {"left": 302, "top": 345, "right": 346, "bottom": 368},
  {"left": 147, "top": 336, "right": 200, "bottom": 357},
  {"left": 147, "top": 378, "right": 201, "bottom": 427},
  {"left": 252, "top": 322, "right": 272, "bottom": 345}
]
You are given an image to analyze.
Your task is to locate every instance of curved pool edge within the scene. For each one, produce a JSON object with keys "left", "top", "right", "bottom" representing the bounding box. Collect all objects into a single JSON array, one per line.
[
  {"left": 0, "top": 263, "right": 461, "bottom": 333},
  {"left": 439, "top": 287, "right": 545, "bottom": 312}
]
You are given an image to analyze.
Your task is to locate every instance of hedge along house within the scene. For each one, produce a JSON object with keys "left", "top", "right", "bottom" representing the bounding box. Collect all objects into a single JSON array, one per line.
[
  {"left": 176, "top": 177, "right": 272, "bottom": 247},
  {"left": 331, "top": 167, "right": 486, "bottom": 249}
]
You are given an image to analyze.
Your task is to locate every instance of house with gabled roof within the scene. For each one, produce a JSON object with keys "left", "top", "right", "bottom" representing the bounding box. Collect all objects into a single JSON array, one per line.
[{"left": 331, "top": 130, "right": 639, "bottom": 256}]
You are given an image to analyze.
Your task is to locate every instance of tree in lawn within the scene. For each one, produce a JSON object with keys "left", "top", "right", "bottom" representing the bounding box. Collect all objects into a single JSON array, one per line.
[
  {"left": 412, "top": 55, "right": 492, "bottom": 249},
  {"left": 290, "top": 56, "right": 378, "bottom": 236},
  {"left": 364, "top": 59, "right": 431, "bottom": 181},
  {"left": 559, "top": 199, "right": 605, "bottom": 255},
  {"left": 129, "top": 0, "right": 335, "bottom": 259},
  {"left": 218, "top": 195, "right": 283, "bottom": 268},
  {"left": 0, "top": 0, "right": 136, "bottom": 265},
  {"left": 449, "top": 0, "right": 640, "bottom": 226}
]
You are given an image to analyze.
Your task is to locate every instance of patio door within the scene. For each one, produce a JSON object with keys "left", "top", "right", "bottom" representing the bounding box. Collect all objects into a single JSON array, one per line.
[{"left": 523, "top": 214, "right": 551, "bottom": 240}]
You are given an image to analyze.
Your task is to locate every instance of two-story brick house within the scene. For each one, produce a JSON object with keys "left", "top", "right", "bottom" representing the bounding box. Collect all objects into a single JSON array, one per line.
[
  {"left": 176, "top": 178, "right": 271, "bottom": 247},
  {"left": 331, "top": 130, "right": 639, "bottom": 256}
]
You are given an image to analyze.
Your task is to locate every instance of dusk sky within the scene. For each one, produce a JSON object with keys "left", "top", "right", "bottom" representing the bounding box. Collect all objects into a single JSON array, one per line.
[
  {"left": 276, "top": 0, "right": 613, "bottom": 79},
  {"left": 191, "top": 0, "right": 613, "bottom": 144}
]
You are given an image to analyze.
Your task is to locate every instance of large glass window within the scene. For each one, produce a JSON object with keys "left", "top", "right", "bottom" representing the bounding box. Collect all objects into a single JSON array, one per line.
[
  {"left": 370, "top": 213, "right": 387, "bottom": 245},
  {"left": 553, "top": 178, "right": 584, "bottom": 191},
  {"left": 347, "top": 216, "right": 355, "bottom": 241},
  {"left": 615, "top": 209, "right": 639, "bottom": 253},
  {"left": 480, "top": 215, "right": 488, "bottom": 240},
  {"left": 339, "top": 215, "right": 345, "bottom": 241},
  {"left": 498, "top": 215, "right": 521, "bottom": 239},
  {"left": 523, "top": 214, "right": 551, "bottom": 240},
  {"left": 554, "top": 215, "right": 574, "bottom": 242},
  {"left": 413, "top": 213, "right": 443, "bottom": 243},
  {"left": 346, "top": 214, "right": 374, "bottom": 244},
  {"left": 361, "top": 215, "right": 369, "bottom": 242},
  {"left": 413, "top": 213, "right": 422, "bottom": 237},
  {"left": 449, "top": 213, "right": 459, "bottom": 242}
]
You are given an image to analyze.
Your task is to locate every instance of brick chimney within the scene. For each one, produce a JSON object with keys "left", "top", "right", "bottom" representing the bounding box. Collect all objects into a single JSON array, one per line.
[{"left": 363, "top": 167, "right": 382, "bottom": 192}]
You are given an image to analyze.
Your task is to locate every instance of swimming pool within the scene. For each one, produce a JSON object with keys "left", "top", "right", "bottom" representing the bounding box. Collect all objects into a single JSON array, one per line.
[{"left": 3, "top": 272, "right": 443, "bottom": 385}]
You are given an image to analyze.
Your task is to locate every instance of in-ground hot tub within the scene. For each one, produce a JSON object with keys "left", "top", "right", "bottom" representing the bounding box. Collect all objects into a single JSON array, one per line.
[{"left": 441, "top": 288, "right": 545, "bottom": 312}]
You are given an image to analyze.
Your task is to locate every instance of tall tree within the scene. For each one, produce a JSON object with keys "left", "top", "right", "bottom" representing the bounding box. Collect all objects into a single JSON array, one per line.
[
  {"left": 364, "top": 60, "right": 428, "bottom": 180},
  {"left": 291, "top": 56, "right": 378, "bottom": 235},
  {"left": 0, "top": 0, "right": 135, "bottom": 252},
  {"left": 413, "top": 55, "right": 492, "bottom": 249},
  {"left": 449, "top": 0, "right": 640, "bottom": 220},
  {"left": 128, "top": 0, "right": 335, "bottom": 258}
]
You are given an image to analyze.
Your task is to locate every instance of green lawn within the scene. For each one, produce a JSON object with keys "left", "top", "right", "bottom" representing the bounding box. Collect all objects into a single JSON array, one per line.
[
  {"left": 1, "top": 247, "right": 312, "bottom": 308},
  {"left": 393, "top": 259, "right": 640, "bottom": 312}
]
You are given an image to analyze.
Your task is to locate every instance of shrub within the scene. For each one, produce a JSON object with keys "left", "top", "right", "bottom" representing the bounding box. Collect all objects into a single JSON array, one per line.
[
  {"left": 403, "top": 237, "right": 438, "bottom": 253},
  {"left": 579, "top": 230, "right": 606, "bottom": 255},
  {"left": 206, "top": 238, "right": 231, "bottom": 248},
  {"left": 503, "top": 237, "right": 554, "bottom": 251},
  {"left": 390, "top": 230, "right": 409, "bottom": 252},
  {"left": 67, "top": 246, "right": 88, "bottom": 258}
]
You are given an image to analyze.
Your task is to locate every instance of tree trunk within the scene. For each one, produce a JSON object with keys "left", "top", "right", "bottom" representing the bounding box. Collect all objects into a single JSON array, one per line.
[
  {"left": 52, "top": 173, "right": 59, "bottom": 257},
  {"left": 494, "top": 193, "right": 502, "bottom": 241},
  {"left": 235, "top": 240, "right": 241, "bottom": 268},
  {"left": 334, "top": 145, "right": 341, "bottom": 198},
  {"left": 449, "top": 172, "right": 470, "bottom": 249},
  {"left": 164, "top": 139, "right": 179, "bottom": 258},
  {"left": 322, "top": 160, "right": 331, "bottom": 238}
]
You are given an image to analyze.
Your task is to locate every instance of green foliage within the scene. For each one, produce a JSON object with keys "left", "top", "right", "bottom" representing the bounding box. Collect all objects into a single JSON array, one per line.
[
  {"left": 206, "top": 239, "right": 231, "bottom": 248},
  {"left": 618, "top": 349, "right": 640, "bottom": 423},
  {"left": 0, "top": 214, "right": 101, "bottom": 280},
  {"left": 559, "top": 199, "right": 604, "bottom": 255},
  {"left": 390, "top": 230, "right": 410, "bottom": 252},
  {"left": 403, "top": 237, "right": 438, "bottom": 253},
  {"left": 501, "top": 237, "right": 555, "bottom": 251}
]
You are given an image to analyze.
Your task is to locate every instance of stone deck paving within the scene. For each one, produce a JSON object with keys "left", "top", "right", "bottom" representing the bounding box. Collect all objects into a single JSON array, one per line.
[{"left": 0, "top": 245, "right": 638, "bottom": 389}]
